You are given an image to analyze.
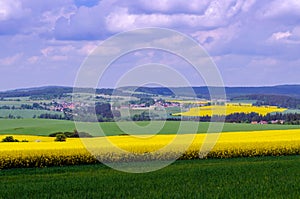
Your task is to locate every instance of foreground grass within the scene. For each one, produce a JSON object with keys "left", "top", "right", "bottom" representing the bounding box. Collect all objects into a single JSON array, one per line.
[
  {"left": 0, "top": 119, "right": 300, "bottom": 136},
  {"left": 0, "top": 156, "right": 299, "bottom": 199}
]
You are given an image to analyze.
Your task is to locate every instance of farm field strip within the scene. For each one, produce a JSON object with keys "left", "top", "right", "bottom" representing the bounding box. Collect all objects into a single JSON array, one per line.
[
  {"left": 1, "top": 128, "right": 300, "bottom": 145},
  {"left": 0, "top": 109, "right": 64, "bottom": 118},
  {"left": 1, "top": 156, "right": 299, "bottom": 198},
  {"left": 167, "top": 100, "right": 209, "bottom": 104},
  {"left": 1, "top": 129, "right": 300, "bottom": 169},
  {"left": 173, "top": 104, "right": 287, "bottom": 116},
  {"left": 1, "top": 119, "right": 300, "bottom": 136}
]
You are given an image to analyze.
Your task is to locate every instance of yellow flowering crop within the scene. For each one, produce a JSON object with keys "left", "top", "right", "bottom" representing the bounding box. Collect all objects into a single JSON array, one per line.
[
  {"left": 172, "top": 104, "right": 287, "bottom": 116},
  {"left": 0, "top": 129, "right": 299, "bottom": 169}
]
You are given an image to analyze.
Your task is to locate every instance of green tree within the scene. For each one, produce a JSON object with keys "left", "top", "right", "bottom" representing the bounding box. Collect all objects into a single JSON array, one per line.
[
  {"left": 55, "top": 134, "right": 67, "bottom": 142},
  {"left": 2, "top": 136, "right": 19, "bottom": 142}
]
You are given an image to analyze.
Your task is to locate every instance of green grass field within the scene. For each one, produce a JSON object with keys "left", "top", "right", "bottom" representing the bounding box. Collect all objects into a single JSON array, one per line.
[
  {"left": 0, "top": 109, "right": 64, "bottom": 119},
  {"left": 0, "top": 119, "right": 299, "bottom": 136},
  {"left": 0, "top": 98, "right": 53, "bottom": 107},
  {"left": 0, "top": 156, "right": 299, "bottom": 199},
  {"left": 118, "top": 106, "right": 183, "bottom": 119},
  {"left": 0, "top": 101, "right": 29, "bottom": 107},
  {"left": 283, "top": 109, "right": 300, "bottom": 114}
]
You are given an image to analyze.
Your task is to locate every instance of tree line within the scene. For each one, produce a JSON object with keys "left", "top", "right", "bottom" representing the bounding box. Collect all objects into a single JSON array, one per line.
[
  {"left": 232, "top": 94, "right": 300, "bottom": 109},
  {"left": 167, "top": 112, "right": 300, "bottom": 124}
]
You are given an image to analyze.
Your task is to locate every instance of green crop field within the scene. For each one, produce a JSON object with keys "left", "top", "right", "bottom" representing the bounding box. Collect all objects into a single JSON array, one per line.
[
  {"left": 0, "top": 156, "right": 299, "bottom": 199},
  {"left": 0, "top": 101, "right": 31, "bottom": 107},
  {"left": 118, "top": 106, "right": 183, "bottom": 119},
  {"left": 0, "top": 109, "right": 64, "bottom": 119},
  {"left": 0, "top": 98, "right": 53, "bottom": 107},
  {"left": 283, "top": 109, "right": 300, "bottom": 114},
  {"left": 0, "top": 119, "right": 299, "bottom": 136}
]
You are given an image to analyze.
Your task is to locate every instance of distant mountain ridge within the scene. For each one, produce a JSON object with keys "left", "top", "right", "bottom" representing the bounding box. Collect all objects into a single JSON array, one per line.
[
  {"left": 120, "top": 85, "right": 300, "bottom": 99},
  {"left": 0, "top": 85, "right": 300, "bottom": 99}
]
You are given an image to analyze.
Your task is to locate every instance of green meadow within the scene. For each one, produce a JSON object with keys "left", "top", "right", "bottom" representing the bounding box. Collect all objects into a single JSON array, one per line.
[
  {"left": 0, "top": 119, "right": 299, "bottom": 136},
  {"left": 0, "top": 156, "right": 299, "bottom": 199},
  {"left": 0, "top": 109, "right": 64, "bottom": 119}
]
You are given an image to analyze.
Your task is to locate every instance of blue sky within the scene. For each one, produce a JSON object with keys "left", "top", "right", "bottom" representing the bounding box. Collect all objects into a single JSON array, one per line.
[{"left": 0, "top": 0, "right": 300, "bottom": 90}]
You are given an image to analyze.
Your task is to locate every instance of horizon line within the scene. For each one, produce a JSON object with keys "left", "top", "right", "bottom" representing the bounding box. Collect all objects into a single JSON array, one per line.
[{"left": 1, "top": 84, "right": 300, "bottom": 92}]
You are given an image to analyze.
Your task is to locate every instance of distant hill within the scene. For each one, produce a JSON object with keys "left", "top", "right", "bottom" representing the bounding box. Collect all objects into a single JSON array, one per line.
[
  {"left": 0, "top": 85, "right": 300, "bottom": 99},
  {"left": 225, "top": 85, "right": 300, "bottom": 98},
  {"left": 0, "top": 86, "right": 73, "bottom": 98},
  {"left": 0, "top": 86, "right": 114, "bottom": 98},
  {"left": 120, "top": 85, "right": 300, "bottom": 99},
  {"left": 232, "top": 94, "right": 300, "bottom": 109}
]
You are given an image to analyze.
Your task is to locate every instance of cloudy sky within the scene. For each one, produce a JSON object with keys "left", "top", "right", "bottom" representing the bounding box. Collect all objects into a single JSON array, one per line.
[{"left": 0, "top": 0, "right": 300, "bottom": 90}]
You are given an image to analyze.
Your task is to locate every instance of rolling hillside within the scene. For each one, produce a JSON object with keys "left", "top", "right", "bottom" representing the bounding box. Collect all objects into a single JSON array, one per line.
[{"left": 0, "top": 85, "right": 300, "bottom": 99}]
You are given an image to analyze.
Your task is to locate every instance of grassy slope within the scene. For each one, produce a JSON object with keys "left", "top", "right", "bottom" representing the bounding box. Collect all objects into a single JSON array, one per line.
[
  {"left": 0, "top": 156, "right": 299, "bottom": 199},
  {"left": 0, "top": 119, "right": 299, "bottom": 136}
]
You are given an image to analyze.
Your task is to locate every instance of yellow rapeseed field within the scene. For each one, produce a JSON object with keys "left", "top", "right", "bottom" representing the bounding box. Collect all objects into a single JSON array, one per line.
[
  {"left": 0, "top": 129, "right": 300, "bottom": 169},
  {"left": 172, "top": 104, "right": 287, "bottom": 116}
]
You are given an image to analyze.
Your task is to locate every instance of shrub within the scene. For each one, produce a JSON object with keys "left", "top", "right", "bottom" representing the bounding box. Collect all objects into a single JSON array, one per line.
[
  {"left": 64, "top": 131, "right": 75, "bottom": 138},
  {"left": 49, "top": 130, "right": 93, "bottom": 138},
  {"left": 49, "top": 132, "right": 64, "bottom": 137},
  {"left": 54, "top": 134, "right": 67, "bottom": 142},
  {"left": 119, "top": 133, "right": 129, "bottom": 136},
  {"left": 2, "top": 136, "right": 19, "bottom": 142},
  {"left": 71, "top": 130, "right": 93, "bottom": 138}
]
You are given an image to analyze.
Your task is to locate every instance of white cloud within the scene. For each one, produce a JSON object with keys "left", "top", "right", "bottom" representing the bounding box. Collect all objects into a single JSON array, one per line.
[
  {"left": 40, "top": 5, "right": 77, "bottom": 32},
  {"left": 60, "top": 45, "right": 76, "bottom": 53},
  {"left": 27, "top": 56, "right": 39, "bottom": 64},
  {"left": 0, "top": 53, "right": 23, "bottom": 65},
  {"left": 136, "top": 0, "right": 210, "bottom": 14},
  {"left": 105, "top": 0, "right": 257, "bottom": 34},
  {"left": 240, "top": 0, "right": 256, "bottom": 12},
  {"left": 135, "top": 0, "right": 256, "bottom": 15},
  {"left": 77, "top": 43, "right": 98, "bottom": 55},
  {"left": 191, "top": 22, "right": 240, "bottom": 52},
  {"left": 40, "top": 44, "right": 81, "bottom": 62},
  {"left": 270, "top": 31, "right": 292, "bottom": 41},
  {"left": 54, "top": 4, "right": 107, "bottom": 40},
  {"left": 0, "top": 0, "right": 29, "bottom": 21},
  {"left": 51, "top": 0, "right": 257, "bottom": 39},
  {"left": 41, "top": 45, "right": 75, "bottom": 57},
  {"left": 268, "top": 28, "right": 300, "bottom": 44},
  {"left": 258, "top": 0, "right": 300, "bottom": 19},
  {"left": 105, "top": 6, "right": 228, "bottom": 33},
  {"left": 41, "top": 47, "right": 53, "bottom": 57}
]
